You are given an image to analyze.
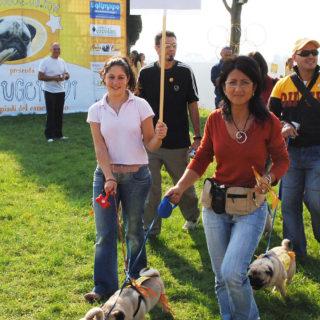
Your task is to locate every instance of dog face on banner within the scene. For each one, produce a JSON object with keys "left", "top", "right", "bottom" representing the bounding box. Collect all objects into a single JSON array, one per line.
[{"left": 0, "top": 17, "right": 36, "bottom": 61}]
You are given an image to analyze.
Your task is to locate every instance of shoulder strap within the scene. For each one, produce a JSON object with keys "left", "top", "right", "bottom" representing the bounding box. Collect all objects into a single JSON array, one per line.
[{"left": 290, "top": 73, "right": 320, "bottom": 109}]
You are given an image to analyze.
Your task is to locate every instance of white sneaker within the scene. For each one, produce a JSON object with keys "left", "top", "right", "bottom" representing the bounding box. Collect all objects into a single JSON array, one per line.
[
  {"left": 59, "top": 136, "right": 69, "bottom": 140},
  {"left": 182, "top": 217, "right": 200, "bottom": 230},
  {"left": 47, "top": 138, "right": 54, "bottom": 142}
]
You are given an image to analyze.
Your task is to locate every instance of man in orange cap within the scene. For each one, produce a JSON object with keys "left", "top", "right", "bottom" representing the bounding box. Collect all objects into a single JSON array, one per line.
[{"left": 269, "top": 38, "right": 320, "bottom": 257}]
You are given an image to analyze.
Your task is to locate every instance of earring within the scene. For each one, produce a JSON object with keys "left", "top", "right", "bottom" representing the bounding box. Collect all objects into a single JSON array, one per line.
[{"left": 252, "top": 91, "right": 255, "bottom": 97}]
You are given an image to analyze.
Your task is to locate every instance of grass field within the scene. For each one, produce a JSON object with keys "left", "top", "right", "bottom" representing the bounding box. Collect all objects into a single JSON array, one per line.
[{"left": 0, "top": 110, "right": 319, "bottom": 320}]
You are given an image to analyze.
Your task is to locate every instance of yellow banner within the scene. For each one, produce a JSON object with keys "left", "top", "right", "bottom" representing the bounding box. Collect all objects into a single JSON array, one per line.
[{"left": 0, "top": 0, "right": 126, "bottom": 116}]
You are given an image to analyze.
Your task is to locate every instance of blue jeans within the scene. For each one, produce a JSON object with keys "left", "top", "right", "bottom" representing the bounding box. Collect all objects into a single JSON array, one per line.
[
  {"left": 92, "top": 165, "right": 152, "bottom": 297},
  {"left": 202, "top": 202, "right": 267, "bottom": 320},
  {"left": 281, "top": 145, "right": 320, "bottom": 257}
]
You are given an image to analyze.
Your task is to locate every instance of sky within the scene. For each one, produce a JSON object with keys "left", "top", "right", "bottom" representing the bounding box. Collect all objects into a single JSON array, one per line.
[{"left": 131, "top": 0, "right": 320, "bottom": 67}]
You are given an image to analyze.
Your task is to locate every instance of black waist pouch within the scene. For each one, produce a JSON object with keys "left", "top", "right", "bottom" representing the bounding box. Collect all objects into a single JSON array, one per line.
[
  {"left": 211, "top": 182, "right": 227, "bottom": 214},
  {"left": 202, "top": 178, "right": 226, "bottom": 214}
]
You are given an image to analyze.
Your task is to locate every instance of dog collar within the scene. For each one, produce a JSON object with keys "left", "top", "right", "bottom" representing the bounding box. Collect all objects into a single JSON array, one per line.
[{"left": 257, "top": 253, "right": 271, "bottom": 260}]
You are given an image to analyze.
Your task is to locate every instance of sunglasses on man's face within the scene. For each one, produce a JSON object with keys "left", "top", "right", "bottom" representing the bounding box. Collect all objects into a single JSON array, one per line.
[{"left": 296, "top": 50, "right": 318, "bottom": 57}]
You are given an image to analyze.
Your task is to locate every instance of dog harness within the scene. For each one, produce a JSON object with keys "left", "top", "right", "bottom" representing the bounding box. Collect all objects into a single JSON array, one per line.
[
  {"left": 279, "top": 251, "right": 295, "bottom": 271},
  {"left": 127, "top": 276, "right": 156, "bottom": 317},
  {"left": 127, "top": 276, "right": 175, "bottom": 317},
  {"left": 256, "top": 251, "right": 295, "bottom": 271}
]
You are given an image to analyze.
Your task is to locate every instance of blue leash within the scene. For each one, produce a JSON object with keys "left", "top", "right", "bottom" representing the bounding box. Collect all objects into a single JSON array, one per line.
[
  {"left": 104, "top": 195, "right": 177, "bottom": 319},
  {"left": 104, "top": 217, "right": 157, "bottom": 320},
  {"left": 265, "top": 137, "right": 290, "bottom": 253}
]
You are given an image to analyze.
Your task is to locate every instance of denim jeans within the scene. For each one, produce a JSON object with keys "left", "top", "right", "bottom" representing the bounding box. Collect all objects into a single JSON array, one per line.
[
  {"left": 92, "top": 165, "right": 152, "bottom": 297},
  {"left": 281, "top": 145, "right": 320, "bottom": 257},
  {"left": 202, "top": 202, "right": 267, "bottom": 320}
]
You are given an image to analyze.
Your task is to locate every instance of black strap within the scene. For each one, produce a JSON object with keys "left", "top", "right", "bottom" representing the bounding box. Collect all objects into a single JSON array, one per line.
[
  {"left": 133, "top": 294, "right": 144, "bottom": 317},
  {"left": 127, "top": 278, "right": 146, "bottom": 318},
  {"left": 290, "top": 73, "right": 320, "bottom": 110}
]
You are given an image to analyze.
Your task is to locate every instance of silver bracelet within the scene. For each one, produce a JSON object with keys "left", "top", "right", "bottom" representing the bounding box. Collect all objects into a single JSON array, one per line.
[{"left": 264, "top": 174, "right": 272, "bottom": 185}]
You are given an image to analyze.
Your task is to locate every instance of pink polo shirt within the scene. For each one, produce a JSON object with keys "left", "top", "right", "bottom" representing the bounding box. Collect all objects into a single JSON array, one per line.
[{"left": 87, "top": 91, "right": 154, "bottom": 165}]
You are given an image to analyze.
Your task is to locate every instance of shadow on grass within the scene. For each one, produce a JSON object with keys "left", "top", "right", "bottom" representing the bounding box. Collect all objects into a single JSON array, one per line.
[
  {"left": 147, "top": 226, "right": 220, "bottom": 319},
  {"left": 257, "top": 288, "right": 320, "bottom": 320},
  {"left": 0, "top": 113, "right": 95, "bottom": 205}
]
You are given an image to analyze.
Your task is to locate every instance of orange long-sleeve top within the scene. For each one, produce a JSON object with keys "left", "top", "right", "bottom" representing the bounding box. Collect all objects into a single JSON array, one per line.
[{"left": 188, "top": 109, "right": 289, "bottom": 188}]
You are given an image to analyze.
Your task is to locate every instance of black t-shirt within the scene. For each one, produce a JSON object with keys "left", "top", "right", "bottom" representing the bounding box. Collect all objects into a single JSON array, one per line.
[{"left": 137, "top": 61, "right": 199, "bottom": 149}]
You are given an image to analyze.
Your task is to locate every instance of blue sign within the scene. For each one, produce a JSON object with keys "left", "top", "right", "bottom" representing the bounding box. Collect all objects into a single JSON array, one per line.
[{"left": 90, "top": 1, "right": 121, "bottom": 20}]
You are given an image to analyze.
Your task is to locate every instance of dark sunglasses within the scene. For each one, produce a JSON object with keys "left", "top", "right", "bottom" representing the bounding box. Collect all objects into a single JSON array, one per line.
[{"left": 296, "top": 50, "right": 318, "bottom": 57}]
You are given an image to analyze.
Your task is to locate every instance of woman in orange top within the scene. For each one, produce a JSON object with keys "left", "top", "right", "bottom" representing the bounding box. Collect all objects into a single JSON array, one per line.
[{"left": 166, "top": 56, "right": 289, "bottom": 320}]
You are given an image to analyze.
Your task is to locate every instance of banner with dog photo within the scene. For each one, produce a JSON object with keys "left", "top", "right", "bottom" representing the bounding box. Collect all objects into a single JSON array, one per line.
[{"left": 0, "top": 0, "right": 126, "bottom": 117}]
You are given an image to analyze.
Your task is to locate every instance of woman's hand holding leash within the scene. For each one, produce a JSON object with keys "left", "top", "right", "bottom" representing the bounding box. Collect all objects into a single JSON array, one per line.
[
  {"left": 254, "top": 173, "right": 275, "bottom": 195},
  {"left": 104, "top": 178, "right": 117, "bottom": 195},
  {"left": 165, "top": 186, "right": 183, "bottom": 204}
]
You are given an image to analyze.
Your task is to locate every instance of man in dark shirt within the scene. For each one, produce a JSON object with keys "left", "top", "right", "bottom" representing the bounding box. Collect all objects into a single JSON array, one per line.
[
  {"left": 137, "top": 31, "right": 201, "bottom": 236},
  {"left": 211, "top": 46, "right": 233, "bottom": 108}
]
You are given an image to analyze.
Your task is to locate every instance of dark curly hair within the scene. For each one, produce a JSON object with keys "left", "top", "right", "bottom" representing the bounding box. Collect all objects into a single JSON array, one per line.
[
  {"left": 218, "top": 55, "right": 270, "bottom": 122},
  {"left": 100, "top": 56, "right": 136, "bottom": 91}
]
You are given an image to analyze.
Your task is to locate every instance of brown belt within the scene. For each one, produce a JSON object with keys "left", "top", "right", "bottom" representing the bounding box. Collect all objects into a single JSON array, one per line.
[{"left": 111, "top": 164, "right": 144, "bottom": 174}]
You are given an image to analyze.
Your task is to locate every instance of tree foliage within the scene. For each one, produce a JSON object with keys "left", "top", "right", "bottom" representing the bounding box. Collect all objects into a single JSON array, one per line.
[
  {"left": 126, "top": 0, "right": 142, "bottom": 55},
  {"left": 222, "top": 0, "right": 248, "bottom": 55}
]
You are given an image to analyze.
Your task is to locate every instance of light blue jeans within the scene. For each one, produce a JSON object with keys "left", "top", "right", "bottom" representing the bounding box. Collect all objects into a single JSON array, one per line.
[
  {"left": 92, "top": 165, "right": 152, "bottom": 297},
  {"left": 281, "top": 145, "right": 320, "bottom": 257},
  {"left": 203, "top": 202, "right": 267, "bottom": 320}
]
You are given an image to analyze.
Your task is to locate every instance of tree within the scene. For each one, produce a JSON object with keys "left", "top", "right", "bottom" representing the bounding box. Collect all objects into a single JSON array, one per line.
[
  {"left": 126, "top": 0, "right": 142, "bottom": 55},
  {"left": 222, "top": 0, "right": 248, "bottom": 55}
]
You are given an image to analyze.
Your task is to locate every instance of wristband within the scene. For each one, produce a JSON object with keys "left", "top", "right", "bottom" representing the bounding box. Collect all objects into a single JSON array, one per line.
[
  {"left": 105, "top": 178, "right": 117, "bottom": 183},
  {"left": 193, "top": 136, "right": 202, "bottom": 140}
]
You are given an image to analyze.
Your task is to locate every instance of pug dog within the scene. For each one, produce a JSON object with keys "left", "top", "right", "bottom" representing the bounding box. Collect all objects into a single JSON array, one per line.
[
  {"left": 80, "top": 268, "right": 167, "bottom": 320},
  {"left": 248, "top": 239, "right": 296, "bottom": 297},
  {"left": 0, "top": 17, "right": 36, "bottom": 62}
]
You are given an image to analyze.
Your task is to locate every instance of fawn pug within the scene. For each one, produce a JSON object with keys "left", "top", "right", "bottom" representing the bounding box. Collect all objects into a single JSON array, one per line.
[
  {"left": 248, "top": 239, "right": 296, "bottom": 297},
  {"left": 80, "top": 268, "right": 167, "bottom": 320}
]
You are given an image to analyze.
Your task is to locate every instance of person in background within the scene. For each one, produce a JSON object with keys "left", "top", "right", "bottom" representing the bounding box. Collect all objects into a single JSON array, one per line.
[
  {"left": 137, "top": 30, "right": 201, "bottom": 236},
  {"left": 269, "top": 38, "right": 320, "bottom": 257},
  {"left": 85, "top": 56, "right": 167, "bottom": 301},
  {"left": 130, "top": 50, "right": 141, "bottom": 77},
  {"left": 211, "top": 46, "right": 233, "bottom": 108},
  {"left": 139, "top": 53, "right": 147, "bottom": 67},
  {"left": 248, "top": 51, "right": 279, "bottom": 235},
  {"left": 166, "top": 55, "right": 289, "bottom": 320},
  {"left": 248, "top": 51, "right": 278, "bottom": 106},
  {"left": 285, "top": 57, "right": 294, "bottom": 76},
  {"left": 129, "top": 50, "right": 138, "bottom": 63},
  {"left": 38, "top": 42, "right": 70, "bottom": 142}
]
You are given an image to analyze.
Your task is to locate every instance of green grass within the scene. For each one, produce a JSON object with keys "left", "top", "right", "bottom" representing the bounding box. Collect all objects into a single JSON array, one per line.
[{"left": 0, "top": 110, "right": 319, "bottom": 320}]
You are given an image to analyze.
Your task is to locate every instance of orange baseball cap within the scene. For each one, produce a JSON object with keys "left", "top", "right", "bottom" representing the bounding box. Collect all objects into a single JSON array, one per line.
[{"left": 293, "top": 38, "right": 320, "bottom": 54}]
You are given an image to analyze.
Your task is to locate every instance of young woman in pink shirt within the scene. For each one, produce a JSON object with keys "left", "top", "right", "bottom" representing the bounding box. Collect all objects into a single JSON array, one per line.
[{"left": 85, "top": 57, "right": 167, "bottom": 301}]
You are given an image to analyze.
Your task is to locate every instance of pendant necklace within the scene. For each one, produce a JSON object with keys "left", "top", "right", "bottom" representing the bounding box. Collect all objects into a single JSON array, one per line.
[{"left": 230, "top": 113, "right": 251, "bottom": 144}]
